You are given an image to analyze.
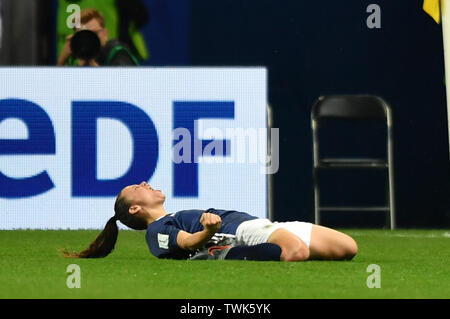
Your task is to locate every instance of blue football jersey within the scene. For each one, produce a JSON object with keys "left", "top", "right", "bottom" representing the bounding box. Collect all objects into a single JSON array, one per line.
[{"left": 145, "top": 209, "right": 258, "bottom": 259}]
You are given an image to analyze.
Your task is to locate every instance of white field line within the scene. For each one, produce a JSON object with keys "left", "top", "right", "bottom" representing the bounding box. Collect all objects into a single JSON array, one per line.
[{"left": 348, "top": 231, "right": 450, "bottom": 238}]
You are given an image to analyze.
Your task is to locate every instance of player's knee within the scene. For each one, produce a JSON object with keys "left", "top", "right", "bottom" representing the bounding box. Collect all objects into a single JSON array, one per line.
[
  {"left": 281, "top": 245, "right": 310, "bottom": 262},
  {"left": 341, "top": 238, "right": 358, "bottom": 260},
  {"left": 347, "top": 238, "right": 358, "bottom": 259}
]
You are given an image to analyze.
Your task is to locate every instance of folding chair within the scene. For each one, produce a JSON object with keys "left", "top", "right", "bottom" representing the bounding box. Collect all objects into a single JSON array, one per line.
[{"left": 311, "top": 95, "right": 396, "bottom": 229}]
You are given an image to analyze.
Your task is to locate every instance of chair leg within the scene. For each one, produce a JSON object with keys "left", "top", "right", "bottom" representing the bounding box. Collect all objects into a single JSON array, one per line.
[
  {"left": 388, "top": 166, "right": 396, "bottom": 230},
  {"left": 385, "top": 171, "right": 391, "bottom": 229},
  {"left": 313, "top": 168, "right": 320, "bottom": 225},
  {"left": 387, "top": 114, "right": 395, "bottom": 230}
]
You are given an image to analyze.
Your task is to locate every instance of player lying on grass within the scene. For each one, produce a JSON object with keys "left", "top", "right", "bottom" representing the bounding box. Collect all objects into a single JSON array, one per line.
[{"left": 62, "top": 182, "right": 358, "bottom": 261}]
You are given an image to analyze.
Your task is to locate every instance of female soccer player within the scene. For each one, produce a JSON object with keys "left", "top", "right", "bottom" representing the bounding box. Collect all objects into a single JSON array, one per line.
[{"left": 62, "top": 182, "right": 358, "bottom": 261}]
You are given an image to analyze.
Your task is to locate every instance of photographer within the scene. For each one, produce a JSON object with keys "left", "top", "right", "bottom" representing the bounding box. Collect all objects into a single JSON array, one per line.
[{"left": 57, "top": 8, "right": 139, "bottom": 66}]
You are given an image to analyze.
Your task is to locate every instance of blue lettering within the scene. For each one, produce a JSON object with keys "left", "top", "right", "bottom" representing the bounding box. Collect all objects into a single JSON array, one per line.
[
  {"left": 1, "top": 99, "right": 234, "bottom": 199},
  {"left": 72, "top": 101, "right": 159, "bottom": 196},
  {"left": 0, "top": 99, "right": 56, "bottom": 198},
  {"left": 173, "top": 101, "right": 234, "bottom": 197}
]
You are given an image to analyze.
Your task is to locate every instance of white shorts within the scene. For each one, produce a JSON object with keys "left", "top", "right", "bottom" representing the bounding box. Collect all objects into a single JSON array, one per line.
[{"left": 235, "top": 218, "right": 313, "bottom": 247}]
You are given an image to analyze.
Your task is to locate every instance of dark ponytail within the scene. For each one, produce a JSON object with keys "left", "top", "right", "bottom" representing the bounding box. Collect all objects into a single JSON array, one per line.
[
  {"left": 61, "top": 217, "right": 119, "bottom": 258},
  {"left": 61, "top": 191, "right": 147, "bottom": 258}
]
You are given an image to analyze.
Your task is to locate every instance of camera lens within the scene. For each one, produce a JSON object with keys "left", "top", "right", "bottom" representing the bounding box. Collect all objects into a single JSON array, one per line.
[{"left": 70, "top": 30, "right": 101, "bottom": 61}]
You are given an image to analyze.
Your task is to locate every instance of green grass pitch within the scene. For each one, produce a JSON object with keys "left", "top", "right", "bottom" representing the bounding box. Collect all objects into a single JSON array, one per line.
[{"left": 0, "top": 229, "right": 449, "bottom": 299}]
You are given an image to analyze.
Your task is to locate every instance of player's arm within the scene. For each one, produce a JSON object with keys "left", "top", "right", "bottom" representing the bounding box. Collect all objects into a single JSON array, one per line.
[{"left": 176, "top": 212, "right": 222, "bottom": 251}]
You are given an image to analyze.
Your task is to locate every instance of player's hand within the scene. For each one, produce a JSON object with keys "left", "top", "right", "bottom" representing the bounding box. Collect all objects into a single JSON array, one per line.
[{"left": 200, "top": 212, "right": 222, "bottom": 233}]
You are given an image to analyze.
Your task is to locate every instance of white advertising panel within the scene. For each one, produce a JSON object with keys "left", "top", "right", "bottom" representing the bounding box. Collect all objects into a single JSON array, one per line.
[{"left": 0, "top": 68, "right": 267, "bottom": 229}]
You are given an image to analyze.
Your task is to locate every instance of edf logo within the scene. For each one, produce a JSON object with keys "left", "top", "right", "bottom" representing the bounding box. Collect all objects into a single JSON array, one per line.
[{"left": 0, "top": 98, "right": 233, "bottom": 198}]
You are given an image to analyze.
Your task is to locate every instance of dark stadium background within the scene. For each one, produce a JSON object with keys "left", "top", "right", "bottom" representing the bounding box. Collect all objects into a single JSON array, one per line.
[
  {"left": 1, "top": 0, "right": 449, "bottom": 228},
  {"left": 189, "top": 0, "right": 450, "bottom": 228}
]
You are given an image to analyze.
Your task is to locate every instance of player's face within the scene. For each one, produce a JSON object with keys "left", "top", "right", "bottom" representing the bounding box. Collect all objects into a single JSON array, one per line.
[{"left": 121, "top": 182, "right": 166, "bottom": 208}]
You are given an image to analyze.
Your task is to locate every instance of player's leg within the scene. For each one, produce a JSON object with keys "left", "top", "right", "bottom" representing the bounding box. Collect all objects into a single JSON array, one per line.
[
  {"left": 224, "top": 243, "right": 282, "bottom": 261},
  {"left": 235, "top": 219, "right": 310, "bottom": 262},
  {"left": 308, "top": 224, "right": 358, "bottom": 260},
  {"left": 190, "top": 243, "right": 282, "bottom": 261},
  {"left": 267, "top": 228, "right": 310, "bottom": 261}
]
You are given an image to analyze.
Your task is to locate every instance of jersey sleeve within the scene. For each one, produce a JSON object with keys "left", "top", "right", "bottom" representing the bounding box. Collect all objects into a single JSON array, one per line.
[{"left": 146, "top": 221, "right": 188, "bottom": 259}]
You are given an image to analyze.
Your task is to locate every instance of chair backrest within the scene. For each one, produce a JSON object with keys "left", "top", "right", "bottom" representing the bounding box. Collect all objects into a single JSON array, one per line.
[{"left": 312, "top": 95, "right": 389, "bottom": 120}]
